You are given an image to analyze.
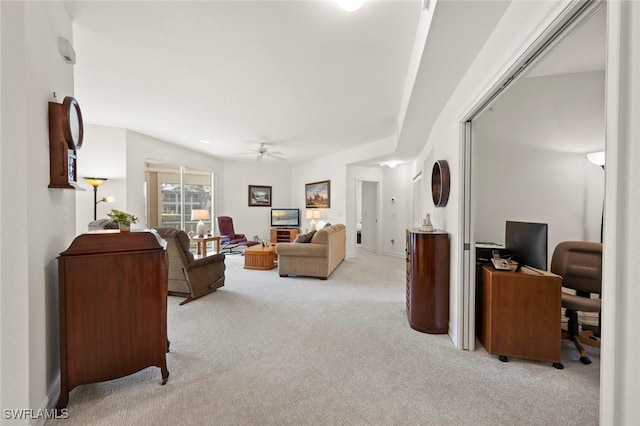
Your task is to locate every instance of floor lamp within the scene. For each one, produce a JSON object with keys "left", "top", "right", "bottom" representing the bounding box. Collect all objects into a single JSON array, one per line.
[{"left": 84, "top": 177, "right": 115, "bottom": 220}]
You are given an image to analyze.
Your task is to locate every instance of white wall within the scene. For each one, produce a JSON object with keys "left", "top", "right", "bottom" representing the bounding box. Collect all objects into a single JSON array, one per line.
[
  {"left": 410, "top": 0, "right": 578, "bottom": 347},
  {"left": 382, "top": 164, "right": 411, "bottom": 257},
  {"left": 405, "top": 0, "right": 640, "bottom": 422},
  {"left": 474, "top": 71, "right": 605, "bottom": 257},
  {"left": 292, "top": 154, "right": 349, "bottom": 252},
  {"left": 125, "top": 130, "right": 225, "bottom": 230},
  {"left": 221, "top": 160, "right": 293, "bottom": 242},
  {"left": 1, "top": 0, "right": 76, "bottom": 419},
  {"left": 75, "top": 124, "right": 127, "bottom": 234},
  {"left": 79, "top": 126, "right": 293, "bottom": 241}
]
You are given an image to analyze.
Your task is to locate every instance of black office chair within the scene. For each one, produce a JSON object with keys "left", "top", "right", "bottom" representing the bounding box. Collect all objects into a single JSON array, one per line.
[{"left": 550, "top": 241, "right": 602, "bottom": 364}]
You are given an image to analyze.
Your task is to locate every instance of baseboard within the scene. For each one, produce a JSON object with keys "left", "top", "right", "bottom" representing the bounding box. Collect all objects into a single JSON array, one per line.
[
  {"left": 381, "top": 250, "right": 404, "bottom": 258},
  {"left": 29, "top": 374, "right": 67, "bottom": 425}
]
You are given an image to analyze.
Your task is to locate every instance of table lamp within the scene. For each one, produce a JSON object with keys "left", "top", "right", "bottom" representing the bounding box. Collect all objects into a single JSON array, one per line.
[
  {"left": 305, "top": 209, "right": 321, "bottom": 231},
  {"left": 191, "top": 209, "right": 210, "bottom": 237}
]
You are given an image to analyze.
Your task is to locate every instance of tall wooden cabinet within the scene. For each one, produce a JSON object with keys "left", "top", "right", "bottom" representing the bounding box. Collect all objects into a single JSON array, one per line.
[
  {"left": 56, "top": 231, "right": 170, "bottom": 409},
  {"left": 405, "top": 229, "right": 450, "bottom": 334}
]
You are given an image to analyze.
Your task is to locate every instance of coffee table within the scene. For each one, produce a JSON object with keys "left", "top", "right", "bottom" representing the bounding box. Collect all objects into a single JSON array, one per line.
[{"left": 244, "top": 243, "right": 277, "bottom": 270}]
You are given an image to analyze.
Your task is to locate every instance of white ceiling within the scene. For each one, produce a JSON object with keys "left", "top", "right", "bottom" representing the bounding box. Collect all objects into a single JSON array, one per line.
[
  {"left": 526, "top": 6, "right": 605, "bottom": 78},
  {"left": 64, "top": 1, "right": 605, "bottom": 167},
  {"left": 66, "top": 0, "right": 423, "bottom": 165}
]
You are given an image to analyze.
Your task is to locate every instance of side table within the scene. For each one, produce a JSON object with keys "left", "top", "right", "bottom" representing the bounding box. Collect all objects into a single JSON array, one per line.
[{"left": 191, "top": 235, "right": 221, "bottom": 257}]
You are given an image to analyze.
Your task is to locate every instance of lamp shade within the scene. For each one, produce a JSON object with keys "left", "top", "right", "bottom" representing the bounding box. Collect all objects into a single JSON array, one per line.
[
  {"left": 191, "top": 209, "right": 210, "bottom": 221},
  {"left": 84, "top": 177, "right": 107, "bottom": 187},
  {"left": 305, "top": 210, "right": 321, "bottom": 219}
]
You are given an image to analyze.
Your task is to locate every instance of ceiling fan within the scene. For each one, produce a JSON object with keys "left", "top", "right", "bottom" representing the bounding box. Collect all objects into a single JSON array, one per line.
[{"left": 235, "top": 143, "right": 285, "bottom": 161}]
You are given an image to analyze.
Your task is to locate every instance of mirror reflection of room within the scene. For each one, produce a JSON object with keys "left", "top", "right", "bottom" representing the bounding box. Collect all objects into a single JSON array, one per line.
[{"left": 472, "top": 6, "right": 605, "bottom": 366}]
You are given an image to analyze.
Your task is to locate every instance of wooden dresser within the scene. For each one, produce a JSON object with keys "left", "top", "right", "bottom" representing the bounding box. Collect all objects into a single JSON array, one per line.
[
  {"left": 405, "top": 229, "right": 450, "bottom": 334},
  {"left": 56, "top": 230, "right": 169, "bottom": 409}
]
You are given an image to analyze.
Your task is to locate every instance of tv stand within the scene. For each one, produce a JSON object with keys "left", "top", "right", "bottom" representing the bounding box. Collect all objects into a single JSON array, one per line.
[{"left": 270, "top": 228, "right": 299, "bottom": 243}]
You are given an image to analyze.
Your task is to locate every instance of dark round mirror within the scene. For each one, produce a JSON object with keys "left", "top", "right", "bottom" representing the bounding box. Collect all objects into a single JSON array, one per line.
[{"left": 431, "top": 160, "right": 450, "bottom": 207}]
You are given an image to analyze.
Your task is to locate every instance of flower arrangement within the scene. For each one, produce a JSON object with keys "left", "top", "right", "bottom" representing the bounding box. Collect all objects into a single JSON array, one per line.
[{"left": 107, "top": 209, "right": 139, "bottom": 226}]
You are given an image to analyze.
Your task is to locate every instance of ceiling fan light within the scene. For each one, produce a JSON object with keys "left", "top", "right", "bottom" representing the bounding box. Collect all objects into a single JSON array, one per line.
[{"left": 338, "top": 0, "right": 364, "bottom": 12}]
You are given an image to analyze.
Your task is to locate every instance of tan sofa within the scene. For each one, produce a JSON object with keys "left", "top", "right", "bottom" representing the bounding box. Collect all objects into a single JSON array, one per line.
[{"left": 276, "top": 224, "right": 346, "bottom": 279}]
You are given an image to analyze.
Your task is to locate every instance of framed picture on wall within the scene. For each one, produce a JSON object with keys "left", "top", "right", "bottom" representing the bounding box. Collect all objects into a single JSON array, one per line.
[
  {"left": 248, "top": 185, "right": 272, "bottom": 207},
  {"left": 305, "top": 180, "right": 330, "bottom": 208}
]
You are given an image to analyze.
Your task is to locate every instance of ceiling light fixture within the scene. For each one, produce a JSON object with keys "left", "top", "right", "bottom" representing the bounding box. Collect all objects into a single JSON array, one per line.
[
  {"left": 338, "top": 0, "right": 364, "bottom": 12},
  {"left": 380, "top": 161, "right": 400, "bottom": 169},
  {"left": 199, "top": 139, "right": 211, "bottom": 145}
]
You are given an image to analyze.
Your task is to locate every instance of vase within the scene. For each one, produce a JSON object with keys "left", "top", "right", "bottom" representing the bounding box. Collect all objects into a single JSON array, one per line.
[{"left": 119, "top": 223, "right": 131, "bottom": 232}]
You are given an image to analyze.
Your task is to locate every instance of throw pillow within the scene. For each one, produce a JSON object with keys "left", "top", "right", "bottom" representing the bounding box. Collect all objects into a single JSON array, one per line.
[{"left": 294, "top": 230, "right": 316, "bottom": 243}]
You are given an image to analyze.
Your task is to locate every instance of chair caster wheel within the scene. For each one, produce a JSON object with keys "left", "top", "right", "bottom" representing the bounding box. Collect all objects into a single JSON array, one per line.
[
  {"left": 553, "top": 362, "right": 564, "bottom": 369},
  {"left": 579, "top": 356, "right": 592, "bottom": 365},
  {"left": 498, "top": 355, "right": 509, "bottom": 363}
]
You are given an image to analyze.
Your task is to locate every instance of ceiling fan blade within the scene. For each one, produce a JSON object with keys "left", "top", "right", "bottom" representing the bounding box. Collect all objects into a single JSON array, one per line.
[{"left": 265, "top": 152, "right": 285, "bottom": 160}]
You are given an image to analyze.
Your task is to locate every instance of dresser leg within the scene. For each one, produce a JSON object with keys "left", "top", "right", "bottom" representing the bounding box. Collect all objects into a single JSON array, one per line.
[{"left": 161, "top": 367, "right": 169, "bottom": 385}]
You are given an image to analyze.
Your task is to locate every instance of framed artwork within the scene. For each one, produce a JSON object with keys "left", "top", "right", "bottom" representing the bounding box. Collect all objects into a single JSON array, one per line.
[
  {"left": 248, "top": 185, "right": 272, "bottom": 207},
  {"left": 305, "top": 180, "right": 330, "bottom": 208}
]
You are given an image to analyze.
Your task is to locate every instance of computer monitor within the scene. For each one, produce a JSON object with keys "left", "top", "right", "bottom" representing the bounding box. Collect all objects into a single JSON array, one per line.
[{"left": 505, "top": 221, "right": 548, "bottom": 271}]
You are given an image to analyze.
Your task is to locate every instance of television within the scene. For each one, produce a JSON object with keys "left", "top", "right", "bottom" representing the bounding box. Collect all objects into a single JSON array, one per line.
[
  {"left": 271, "top": 208, "right": 300, "bottom": 228},
  {"left": 505, "top": 221, "right": 548, "bottom": 271}
]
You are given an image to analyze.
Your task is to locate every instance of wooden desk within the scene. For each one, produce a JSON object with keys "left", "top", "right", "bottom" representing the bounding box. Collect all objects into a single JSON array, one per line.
[
  {"left": 191, "top": 235, "right": 220, "bottom": 256},
  {"left": 479, "top": 264, "right": 563, "bottom": 368}
]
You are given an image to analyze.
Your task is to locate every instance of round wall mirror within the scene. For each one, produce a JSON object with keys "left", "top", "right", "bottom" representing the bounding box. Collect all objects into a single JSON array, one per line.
[{"left": 431, "top": 160, "right": 450, "bottom": 207}]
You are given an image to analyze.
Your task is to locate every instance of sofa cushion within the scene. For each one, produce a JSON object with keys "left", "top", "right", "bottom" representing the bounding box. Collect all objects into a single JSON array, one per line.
[{"left": 294, "top": 230, "right": 316, "bottom": 243}]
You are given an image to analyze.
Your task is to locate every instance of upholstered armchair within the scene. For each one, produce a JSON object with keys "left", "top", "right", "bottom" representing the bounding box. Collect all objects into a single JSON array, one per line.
[
  {"left": 154, "top": 227, "right": 226, "bottom": 305},
  {"left": 217, "top": 216, "right": 259, "bottom": 253}
]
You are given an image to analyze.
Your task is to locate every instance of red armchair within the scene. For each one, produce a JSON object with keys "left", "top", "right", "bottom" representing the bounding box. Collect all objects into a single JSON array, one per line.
[{"left": 217, "top": 216, "right": 258, "bottom": 254}]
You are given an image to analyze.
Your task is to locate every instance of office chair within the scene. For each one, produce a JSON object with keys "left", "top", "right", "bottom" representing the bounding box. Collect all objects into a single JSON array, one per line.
[
  {"left": 550, "top": 241, "right": 602, "bottom": 364},
  {"left": 217, "top": 216, "right": 258, "bottom": 254}
]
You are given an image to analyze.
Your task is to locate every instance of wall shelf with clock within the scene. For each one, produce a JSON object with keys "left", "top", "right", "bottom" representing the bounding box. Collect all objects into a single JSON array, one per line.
[{"left": 48, "top": 96, "right": 84, "bottom": 189}]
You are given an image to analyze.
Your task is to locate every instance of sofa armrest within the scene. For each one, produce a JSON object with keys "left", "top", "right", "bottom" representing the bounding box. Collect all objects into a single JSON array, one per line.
[
  {"left": 276, "top": 242, "right": 328, "bottom": 258},
  {"left": 186, "top": 252, "right": 226, "bottom": 270}
]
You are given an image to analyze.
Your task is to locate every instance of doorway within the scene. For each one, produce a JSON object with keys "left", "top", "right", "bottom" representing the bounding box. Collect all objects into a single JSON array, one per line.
[
  {"left": 460, "top": 1, "right": 606, "bottom": 350},
  {"left": 356, "top": 180, "right": 380, "bottom": 253}
]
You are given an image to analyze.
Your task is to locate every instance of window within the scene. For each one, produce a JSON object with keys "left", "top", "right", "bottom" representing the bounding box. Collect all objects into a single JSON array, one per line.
[{"left": 145, "top": 161, "right": 215, "bottom": 234}]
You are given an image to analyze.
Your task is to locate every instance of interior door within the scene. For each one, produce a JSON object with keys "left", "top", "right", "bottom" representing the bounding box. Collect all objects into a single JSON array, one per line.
[{"left": 360, "top": 180, "right": 379, "bottom": 252}]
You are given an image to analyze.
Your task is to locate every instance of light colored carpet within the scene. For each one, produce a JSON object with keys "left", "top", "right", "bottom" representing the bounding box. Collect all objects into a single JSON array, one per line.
[{"left": 48, "top": 250, "right": 599, "bottom": 425}]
